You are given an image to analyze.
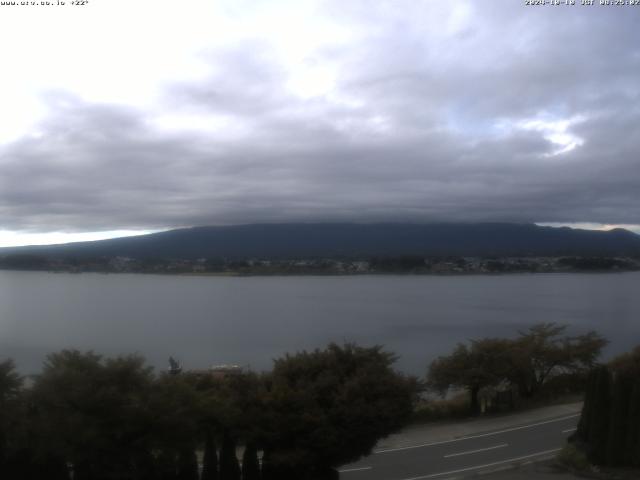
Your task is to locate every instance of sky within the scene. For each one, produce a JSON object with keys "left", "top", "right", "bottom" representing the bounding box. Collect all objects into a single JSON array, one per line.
[{"left": 1, "top": 0, "right": 639, "bottom": 247}]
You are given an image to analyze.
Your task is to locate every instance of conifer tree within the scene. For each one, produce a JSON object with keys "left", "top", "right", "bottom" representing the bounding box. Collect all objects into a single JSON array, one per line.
[
  {"left": 219, "top": 432, "right": 241, "bottom": 480},
  {"left": 41, "top": 455, "right": 71, "bottom": 480},
  {"left": 241, "top": 443, "right": 260, "bottom": 480},
  {"left": 625, "top": 381, "right": 640, "bottom": 467},
  {"left": 201, "top": 432, "right": 219, "bottom": 480},
  {"left": 589, "top": 365, "right": 612, "bottom": 464},
  {"left": 259, "top": 450, "right": 274, "bottom": 480},
  {"left": 177, "top": 447, "right": 199, "bottom": 480},
  {"left": 156, "top": 450, "right": 178, "bottom": 480},
  {"left": 576, "top": 368, "right": 597, "bottom": 441},
  {"left": 605, "top": 374, "right": 632, "bottom": 465}
]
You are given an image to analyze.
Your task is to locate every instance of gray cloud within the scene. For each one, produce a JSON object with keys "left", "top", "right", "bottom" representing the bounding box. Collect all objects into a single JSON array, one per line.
[{"left": 1, "top": 1, "right": 639, "bottom": 234}]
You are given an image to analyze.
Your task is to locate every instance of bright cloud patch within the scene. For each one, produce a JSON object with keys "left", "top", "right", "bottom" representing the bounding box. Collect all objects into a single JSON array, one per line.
[{"left": 518, "top": 116, "right": 586, "bottom": 156}]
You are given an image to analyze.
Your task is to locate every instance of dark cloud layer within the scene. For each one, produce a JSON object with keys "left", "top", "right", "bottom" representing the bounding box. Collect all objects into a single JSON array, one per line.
[{"left": 1, "top": 1, "right": 639, "bottom": 233}]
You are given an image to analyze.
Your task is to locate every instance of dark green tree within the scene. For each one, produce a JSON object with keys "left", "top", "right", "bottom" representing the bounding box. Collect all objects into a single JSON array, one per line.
[
  {"left": 150, "top": 373, "right": 202, "bottom": 478},
  {"left": 219, "top": 431, "right": 241, "bottom": 480},
  {"left": 0, "top": 359, "right": 22, "bottom": 476},
  {"left": 605, "top": 374, "right": 633, "bottom": 465},
  {"left": 576, "top": 368, "right": 597, "bottom": 441},
  {"left": 611, "top": 347, "right": 640, "bottom": 466},
  {"left": 587, "top": 365, "right": 612, "bottom": 464},
  {"left": 156, "top": 450, "right": 178, "bottom": 480},
  {"left": 574, "top": 346, "right": 640, "bottom": 467},
  {"left": 241, "top": 442, "right": 260, "bottom": 480},
  {"left": 262, "top": 343, "right": 418, "bottom": 478},
  {"left": 626, "top": 381, "right": 640, "bottom": 467},
  {"left": 201, "top": 431, "right": 219, "bottom": 480},
  {"left": 177, "top": 446, "right": 199, "bottom": 480},
  {"left": 31, "top": 350, "right": 157, "bottom": 480}
]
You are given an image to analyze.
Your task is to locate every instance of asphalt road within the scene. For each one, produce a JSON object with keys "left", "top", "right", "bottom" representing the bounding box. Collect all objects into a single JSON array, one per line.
[{"left": 339, "top": 413, "right": 579, "bottom": 480}]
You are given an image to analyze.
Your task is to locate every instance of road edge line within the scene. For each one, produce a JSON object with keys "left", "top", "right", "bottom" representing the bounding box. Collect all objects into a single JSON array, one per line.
[{"left": 375, "top": 414, "right": 579, "bottom": 454}]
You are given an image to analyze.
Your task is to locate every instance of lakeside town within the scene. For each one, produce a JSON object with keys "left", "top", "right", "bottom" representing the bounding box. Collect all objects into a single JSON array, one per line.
[{"left": 1, "top": 253, "right": 639, "bottom": 275}]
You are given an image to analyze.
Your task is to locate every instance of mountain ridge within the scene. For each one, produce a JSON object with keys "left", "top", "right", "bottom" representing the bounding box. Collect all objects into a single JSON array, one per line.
[{"left": 2, "top": 222, "right": 640, "bottom": 259}]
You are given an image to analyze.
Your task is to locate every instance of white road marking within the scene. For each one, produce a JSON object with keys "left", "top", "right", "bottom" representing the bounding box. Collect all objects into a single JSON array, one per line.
[
  {"left": 375, "top": 414, "right": 579, "bottom": 454},
  {"left": 562, "top": 427, "right": 577, "bottom": 433},
  {"left": 400, "top": 448, "right": 562, "bottom": 480},
  {"left": 338, "top": 466, "right": 372, "bottom": 473},
  {"left": 443, "top": 443, "right": 508, "bottom": 458}
]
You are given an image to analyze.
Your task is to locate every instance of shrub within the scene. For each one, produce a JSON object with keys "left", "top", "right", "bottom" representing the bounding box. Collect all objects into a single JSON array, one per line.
[{"left": 557, "top": 444, "right": 590, "bottom": 471}]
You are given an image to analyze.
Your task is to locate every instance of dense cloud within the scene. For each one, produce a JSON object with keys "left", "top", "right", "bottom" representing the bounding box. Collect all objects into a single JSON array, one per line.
[{"left": 1, "top": 0, "right": 639, "bottom": 234}]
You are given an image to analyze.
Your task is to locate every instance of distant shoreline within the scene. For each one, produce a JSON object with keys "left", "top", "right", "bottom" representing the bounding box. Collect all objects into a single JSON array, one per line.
[{"left": 1, "top": 264, "right": 638, "bottom": 277}]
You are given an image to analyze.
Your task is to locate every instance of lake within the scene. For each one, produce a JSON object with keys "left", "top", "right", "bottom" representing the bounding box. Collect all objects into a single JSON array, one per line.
[{"left": 1, "top": 270, "right": 638, "bottom": 375}]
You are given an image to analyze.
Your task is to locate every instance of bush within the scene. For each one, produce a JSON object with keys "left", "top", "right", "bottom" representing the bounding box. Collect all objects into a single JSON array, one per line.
[
  {"left": 557, "top": 444, "right": 590, "bottom": 471},
  {"left": 411, "top": 394, "right": 470, "bottom": 423}
]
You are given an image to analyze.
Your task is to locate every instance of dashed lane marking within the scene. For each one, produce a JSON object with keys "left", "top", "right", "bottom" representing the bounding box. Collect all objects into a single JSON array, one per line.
[
  {"left": 443, "top": 443, "right": 508, "bottom": 458},
  {"left": 400, "top": 448, "right": 562, "bottom": 480}
]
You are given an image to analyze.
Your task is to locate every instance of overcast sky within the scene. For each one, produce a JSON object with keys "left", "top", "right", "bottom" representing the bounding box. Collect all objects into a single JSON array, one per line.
[{"left": 1, "top": 0, "right": 639, "bottom": 246}]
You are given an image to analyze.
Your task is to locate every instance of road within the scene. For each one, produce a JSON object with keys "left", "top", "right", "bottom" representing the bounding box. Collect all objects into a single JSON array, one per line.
[{"left": 339, "top": 413, "right": 579, "bottom": 480}]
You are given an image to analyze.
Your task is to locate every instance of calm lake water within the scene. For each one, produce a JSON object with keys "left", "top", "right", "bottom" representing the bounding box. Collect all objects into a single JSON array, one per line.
[{"left": 1, "top": 270, "right": 638, "bottom": 375}]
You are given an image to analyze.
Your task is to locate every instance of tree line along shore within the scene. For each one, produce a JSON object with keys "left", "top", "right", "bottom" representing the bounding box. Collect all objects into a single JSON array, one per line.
[{"left": 1, "top": 323, "right": 638, "bottom": 479}]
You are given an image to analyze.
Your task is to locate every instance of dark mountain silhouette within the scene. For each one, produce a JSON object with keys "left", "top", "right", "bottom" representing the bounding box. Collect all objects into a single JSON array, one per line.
[{"left": 2, "top": 223, "right": 640, "bottom": 260}]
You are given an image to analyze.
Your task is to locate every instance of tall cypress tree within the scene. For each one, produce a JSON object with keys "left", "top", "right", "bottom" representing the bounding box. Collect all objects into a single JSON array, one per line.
[
  {"left": 40, "top": 454, "right": 71, "bottom": 480},
  {"left": 219, "top": 432, "right": 240, "bottom": 480},
  {"left": 201, "top": 432, "right": 219, "bottom": 480},
  {"left": 589, "top": 365, "right": 612, "bottom": 465},
  {"left": 576, "top": 368, "right": 597, "bottom": 442},
  {"left": 135, "top": 450, "right": 158, "bottom": 480},
  {"left": 605, "top": 374, "right": 632, "bottom": 466},
  {"left": 156, "top": 450, "right": 178, "bottom": 480},
  {"left": 259, "top": 450, "right": 273, "bottom": 480},
  {"left": 626, "top": 381, "right": 640, "bottom": 467},
  {"left": 177, "top": 447, "right": 199, "bottom": 480},
  {"left": 241, "top": 443, "right": 260, "bottom": 480}
]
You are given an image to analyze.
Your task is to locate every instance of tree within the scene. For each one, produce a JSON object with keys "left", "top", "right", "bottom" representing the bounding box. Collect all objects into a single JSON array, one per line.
[
  {"left": 508, "top": 323, "right": 607, "bottom": 398},
  {"left": 589, "top": 365, "right": 612, "bottom": 465},
  {"left": 219, "top": 430, "right": 241, "bottom": 480},
  {"left": 31, "top": 350, "right": 157, "bottom": 480},
  {"left": 262, "top": 343, "right": 418, "bottom": 478},
  {"left": 605, "top": 373, "right": 633, "bottom": 466},
  {"left": 626, "top": 381, "right": 640, "bottom": 467},
  {"left": 241, "top": 442, "right": 260, "bottom": 480},
  {"left": 574, "top": 346, "right": 640, "bottom": 468},
  {"left": 576, "top": 367, "right": 597, "bottom": 442},
  {"left": 428, "top": 339, "right": 512, "bottom": 414},
  {"left": 0, "top": 359, "right": 21, "bottom": 400},
  {"left": 0, "top": 359, "right": 25, "bottom": 479},
  {"left": 610, "top": 346, "right": 640, "bottom": 466},
  {"left": 176, "top": 446, "right": 199, "bottom": 480},
  {"left": 156, "top": 449, "right": 178, "bottom": 480},
  {"left": 201, "top": 431, "right": 219, "bottom": 480}
]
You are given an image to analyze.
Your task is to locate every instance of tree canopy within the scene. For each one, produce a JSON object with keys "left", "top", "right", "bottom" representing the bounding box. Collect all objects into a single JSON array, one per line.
[
  {"left": 427, "top": 323, "right": 607, "bottom": 414},
  {"left": 0, "top": 343, "right": 418, "bottom": 480},
  {"left": 261, "top": 343, "right": 419, "bottom": 478},
  {"left": 428, "top": 339, "right": 512, "bottom": 414}
]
